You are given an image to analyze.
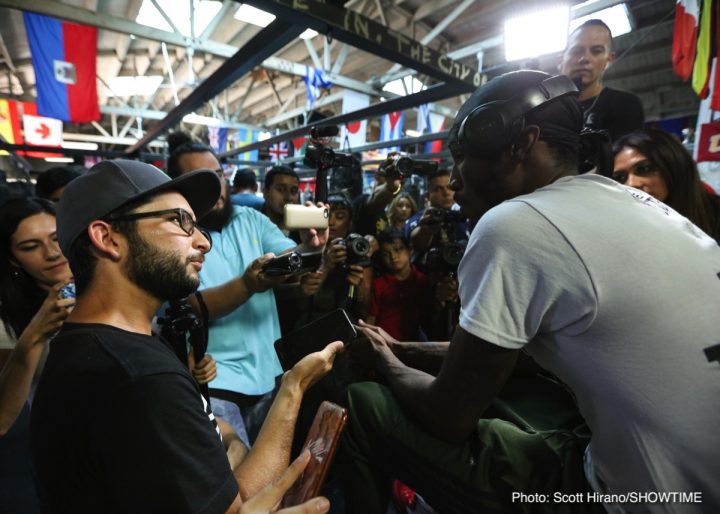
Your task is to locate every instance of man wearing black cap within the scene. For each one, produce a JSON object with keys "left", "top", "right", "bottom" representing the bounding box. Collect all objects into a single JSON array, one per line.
[
  {"left": 30, "top": 160, "right": 339, "bottom": 513},
  {"left": 342, "top": 71, "right": 720, "bottom": 513}
]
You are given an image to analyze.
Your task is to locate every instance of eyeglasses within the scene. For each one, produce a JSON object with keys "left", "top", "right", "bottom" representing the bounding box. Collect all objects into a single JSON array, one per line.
[{"left": 106, "top": 208, "right": 212, "bottom": 249}]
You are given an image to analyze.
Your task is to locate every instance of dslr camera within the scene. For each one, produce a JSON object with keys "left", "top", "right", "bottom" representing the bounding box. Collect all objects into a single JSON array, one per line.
[
  {"left": 337, "top": 233, "right": 371, "bottom": 272},
  {"left": 262, "top": 251, "right": 323, "bottom": 276},
  {"left": 420, "top": 240, "right": 467, "bottom": 274},
  {"left": 380, "top": 155, "right": 439, "bottom": 179},
  {"left": 424, "top": 207, "right": 467, "bottom": 224}
]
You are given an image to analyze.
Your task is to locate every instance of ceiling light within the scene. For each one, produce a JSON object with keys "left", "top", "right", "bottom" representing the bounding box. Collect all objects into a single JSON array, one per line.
[
  {"left": 382, "top": 76, "right": 426, "bottom": 97},
  {"left": 233, "top": 4, "right": 276, "bottom": 28},
  {"left": 136, "top": 0, "right": 223, "bottom": 37},
  {"left": 405, "top": 130, "right": 422, "bottom": 137},
  {"left": 61, "top": 141, "right": 99, "bottom": 150},
  {"left": 504, "top": 5, "right": 570, "bottom": 61},
  {"left": 182, "top": 113, "right": 221, "bottom": 126},
  {"left": 258, "top": 131, "right": 272, "bottom": 141},
  {"left": 107, "top": 76, "right": 163, "bottom": 97},
  {"left": 570, "top": 4, "right": 632, "bottom": 37},
  {"left": 44, "top": 157, "right": 75, "bottom": 163},
  {"left": 300, "top": 28, "right": 318, "bottom": 40}
]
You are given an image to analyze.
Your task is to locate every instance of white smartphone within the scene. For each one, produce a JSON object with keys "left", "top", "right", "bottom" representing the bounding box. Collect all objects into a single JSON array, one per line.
[{"left": 284, "top": 204, "right": 329, "bottom": 230}]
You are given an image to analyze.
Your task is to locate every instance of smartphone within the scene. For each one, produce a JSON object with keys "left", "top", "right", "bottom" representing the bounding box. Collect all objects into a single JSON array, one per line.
[
  {"left": 274, "top": 308, "right": 356, "bottom": 370},
  {"left": 285, "top": 204, "right": 329, "bottom": 230},
  {"left": 58, "top": 282, "right": 76, "bottom": 299},
  {"left": 282, "top": 401, "right": 348, "bottom": 507}
]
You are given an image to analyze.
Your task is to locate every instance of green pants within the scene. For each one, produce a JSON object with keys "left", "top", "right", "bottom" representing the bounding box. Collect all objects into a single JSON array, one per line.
[{"left": 340, "top": 380, "right": 601, "bottom": 514}]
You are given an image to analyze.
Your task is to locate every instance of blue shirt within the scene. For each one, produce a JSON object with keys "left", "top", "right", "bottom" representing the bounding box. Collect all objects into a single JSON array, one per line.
[
  {"left": 200, "top": 206, "right": 295, "bottom": 395},
  {"left": 230, "top": 192, "right": 264, "bottom": 210}
]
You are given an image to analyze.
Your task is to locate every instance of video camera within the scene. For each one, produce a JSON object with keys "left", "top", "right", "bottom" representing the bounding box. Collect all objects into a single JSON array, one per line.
[
  {"left": 337, "top": 233, "right": 371, "bottom": 272},
  {"left": 262, "top": 251, "right": 323, "bottom": 277},
  {"left": 424, "top": 207, "right": 467, "bottom": 225},
  {"left": 420, "top": 240, "right": 467, "bottom": 274},
  {"left": 303, "top": 126, "right": 355, "bottom": 171},
  {"left": 380, "top": 155, "right": 439, "bottom": 179}
]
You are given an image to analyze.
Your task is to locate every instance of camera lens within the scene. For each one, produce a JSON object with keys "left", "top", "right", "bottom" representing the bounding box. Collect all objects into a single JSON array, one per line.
[
  {"left": 395, "top": 157, "right": 413, "bottom": 176},
  {"left": 319, "top": 148, "right": 335, "bottom": 167},
  {"left": 288, "top": 252, "right": 303, "bottom": 271},
  {"left": 442, "top": 243, "right": 464, "bottom": 266}
]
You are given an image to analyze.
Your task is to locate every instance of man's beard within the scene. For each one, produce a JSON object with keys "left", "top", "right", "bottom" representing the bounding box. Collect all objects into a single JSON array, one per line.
[
  {"left": 125, "top": 229, "right": 200, "bottom": 301},
  {"left": 199, "top": 196, "right": 233, "bottom": 232}
]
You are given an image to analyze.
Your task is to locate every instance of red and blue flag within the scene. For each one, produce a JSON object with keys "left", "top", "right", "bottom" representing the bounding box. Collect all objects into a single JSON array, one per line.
[{"left": 23, "top": 12, "right": 100, "bottom": 123}]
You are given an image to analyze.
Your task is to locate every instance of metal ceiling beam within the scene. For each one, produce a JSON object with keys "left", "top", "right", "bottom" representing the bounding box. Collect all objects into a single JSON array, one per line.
[
  {"left": 0, "top": 0, "right": 238, "bottom": 57},
  {"left": 219, "top": 81, "right": 465, "bottom": 158},
  {"left": 243, "top": 0, "right": 480, "bottom": 92},
  {"left": 263, "top": 91, "right": 345, "bottom": 126},
  {"left": 126, "top": 20, "right": 305, "bottom": 154},
  {"left": 99, "top": 105, "right": 263, "bottom": 130}
]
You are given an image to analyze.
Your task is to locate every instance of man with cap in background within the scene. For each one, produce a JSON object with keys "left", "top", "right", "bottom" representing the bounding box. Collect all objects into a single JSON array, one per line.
[
  {"left": 341, "top": 71, "right": 720, "bottom": 513},
  {"left": 30, "top": 159, "right": 340, "bottom": 513}
]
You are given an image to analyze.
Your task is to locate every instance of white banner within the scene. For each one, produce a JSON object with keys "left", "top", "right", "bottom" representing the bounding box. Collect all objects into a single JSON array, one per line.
[{"left": 340, "top": 90, "right": 369, "bottom": 150}]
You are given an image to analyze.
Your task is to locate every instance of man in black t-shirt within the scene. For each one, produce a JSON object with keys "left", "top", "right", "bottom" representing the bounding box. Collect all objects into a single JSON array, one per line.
[
  {"left": 559, "top": 19, "right": 644, "bottom": 140},
  {"left": 30, "top": 160, "right": 339, "bottom": 514}
]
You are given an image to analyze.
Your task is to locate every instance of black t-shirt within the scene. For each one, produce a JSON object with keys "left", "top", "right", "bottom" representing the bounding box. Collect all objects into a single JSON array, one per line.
[
  {"left": 581, "top": 87, "right": 644, "bottom": 141},
  {"left": 31, "top": 323, "right": 238, "bottom": 514}
]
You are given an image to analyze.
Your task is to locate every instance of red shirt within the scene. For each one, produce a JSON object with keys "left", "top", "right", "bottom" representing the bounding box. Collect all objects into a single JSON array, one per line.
[{"left": 370, "top": 266, "right": 429, "bottom": 340}]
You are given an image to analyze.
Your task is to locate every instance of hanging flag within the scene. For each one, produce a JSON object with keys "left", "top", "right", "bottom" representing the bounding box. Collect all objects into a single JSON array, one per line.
[
  {"left": 711, "top": 4, "right": 720, "bottom": 111},
  {"left": 691, "top": 0, "right": 713, "bottom": 97},
  {"left": 0, "top": 99, "right": 23, "bottom": 156},
  {"left": 303, "top": 66, "right": 333, "bottom": 105},
  {"left": 379, "top": 111, "right": 404, "bottom": 155},
  {"left": 672, "top": 0, "right": 700, "bottom": 81},
  {"left": 340, "top": 91, "right": 369, "bottom": 149},
  {"left": 696, "top": 120, "right": 720, "bottom": 162},
  {"left": 22, "top": 102, "right": 63, "bottom": 158},
  {"left": 292, "top": 136, "right": 307, "bottom": 157},
  {"left": 268, "top": 141, "right": 289, "bottom": 162},
  {"left": 235, "top": 128, "right": 259, "bottom": 161},
  {"left": 425, "top": 112, "right": 446, "bottom": 156},
  {"left": 416, "top": 104, "right": 430, "bottom": 134},
  {"left": 208, "top": 127, "right": 229, "bottom": 155},
  {"left": 23, "top": 12, "right": 100, "bottom": 123}
]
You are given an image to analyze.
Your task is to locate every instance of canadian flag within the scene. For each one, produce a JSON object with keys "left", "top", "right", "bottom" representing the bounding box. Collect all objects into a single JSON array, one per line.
[
  {"left": 23, "top": 112, "right": 62, "bottom": 147},
  {"left": 672, "top": 0, "right": 700, "bottom": 82}
]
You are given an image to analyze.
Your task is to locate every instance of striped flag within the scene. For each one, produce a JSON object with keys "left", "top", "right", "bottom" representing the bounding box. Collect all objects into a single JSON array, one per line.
[
  {"left": 379, "top": 111, "right": 404, "bottom": 155},
  {"left": 691, "top": 0, "right": 713, "bottom": 97},
  {"left": 235, "top": 128, "right": 259, "bottom": 161},
  {"left": 672, "top": 0, "right": 700, "bottom": 81},
  {"left": 23, "top": 12, "right": 100, "bottom": 122},
  {"left": 0, "top": 99, "right": 23, "bottom": 155}
]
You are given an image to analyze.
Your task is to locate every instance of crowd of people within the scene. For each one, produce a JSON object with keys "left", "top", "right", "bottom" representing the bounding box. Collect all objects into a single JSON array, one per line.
[{"left": 0, "top": 18, "right": 718, "bottom": 514}]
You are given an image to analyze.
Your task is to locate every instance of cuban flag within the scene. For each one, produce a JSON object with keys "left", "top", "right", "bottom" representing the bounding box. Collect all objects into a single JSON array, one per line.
[
  {"left": 208, "top": 127, "right": 229, "bottom": 154},
  {"left": 379, "top": 111, "right": 404, "bottom": 155},
  {"left": 23, "top": 13, "right": 100, "bottom": 123},
  {"left": 268, "top": 141, "right": 289, "bottom": 162},
  {"left": 235, "top": 128, "right": 259, "bottom": 161}
]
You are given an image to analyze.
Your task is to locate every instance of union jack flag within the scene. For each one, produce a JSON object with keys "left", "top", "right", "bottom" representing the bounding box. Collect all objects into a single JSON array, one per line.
[{"left": 268, "top": 140, "right": 289, "bottom": 162}]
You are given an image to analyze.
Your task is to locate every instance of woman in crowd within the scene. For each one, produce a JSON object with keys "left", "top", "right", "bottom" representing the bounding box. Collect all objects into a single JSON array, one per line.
[
  {"left": 0, "top": 197, "right": 74, "bottom": 513},
  {"left": 386, "top": 192, "right": 418, "bottom": 232},
  {"left": 613, "top": 128, "right": 720, "bottom": 242}
]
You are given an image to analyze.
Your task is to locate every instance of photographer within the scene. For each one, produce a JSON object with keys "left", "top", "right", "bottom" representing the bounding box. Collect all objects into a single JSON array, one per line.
[
  {"left": 353, "top": 152, "right": 405, "bottom": 237},
  {"left": 405, "top": 169, "right": 468, "bottom": 259},
  {"left": 298, "top": 193, "right": 373, "bottom": 324},
  {"left": 166, "top": 132, "right": 327, "bottom": 446}
]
